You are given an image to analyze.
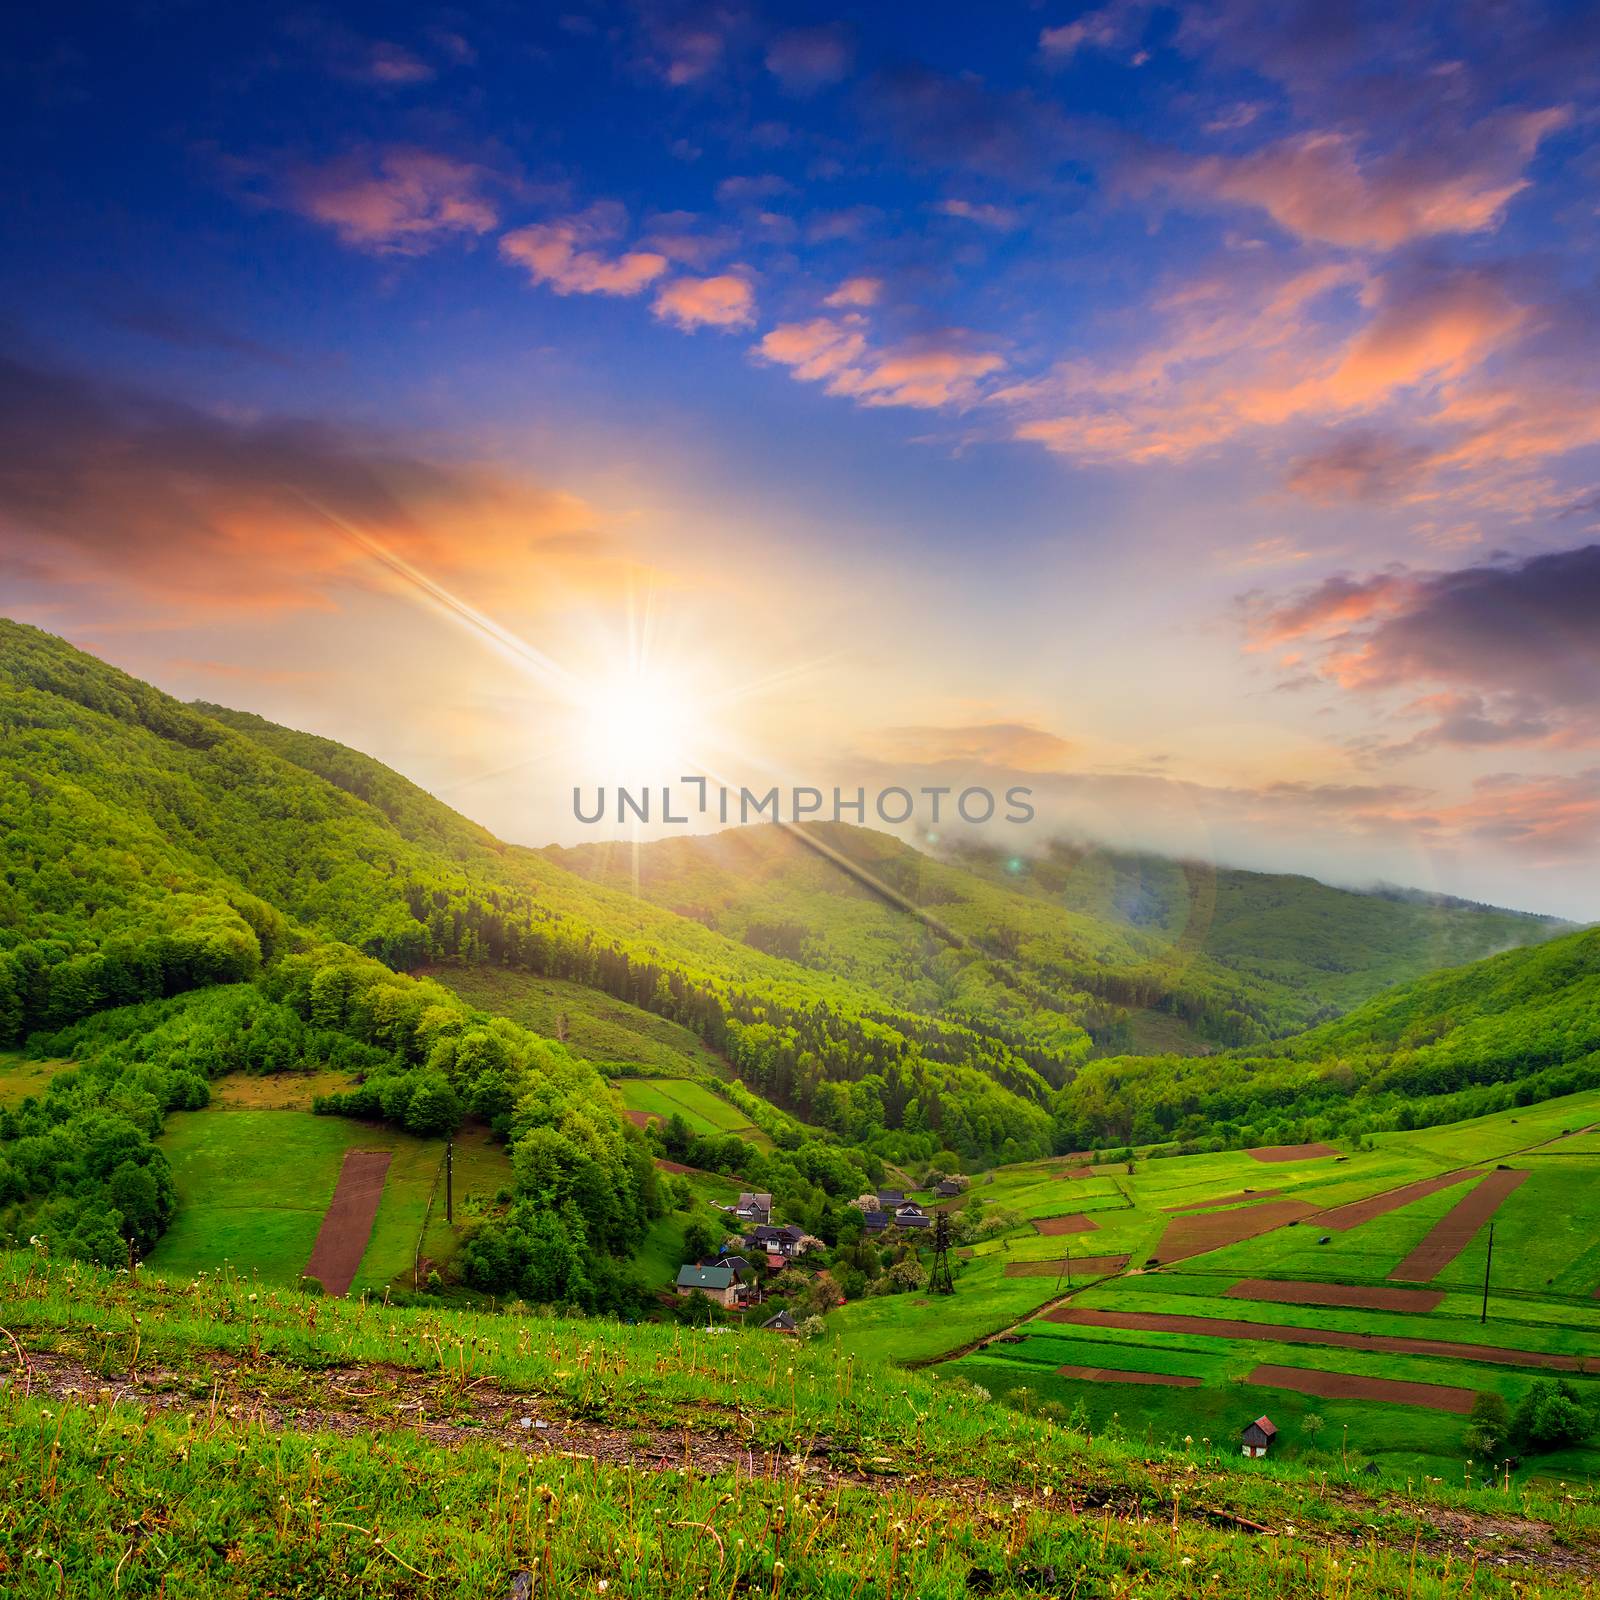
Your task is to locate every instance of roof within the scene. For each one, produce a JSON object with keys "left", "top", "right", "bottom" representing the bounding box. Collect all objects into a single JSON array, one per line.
[
  {"left": 749, "top": 1223, "right": 803, "bottom": 1242},
  {"left": 676, "top": 1265, "right": 736, "bottom": 1291},
  {"left": 761, "top": 1309, "right": 797, "bottom": 1331},
  {"left": 895, "top": 1202, "right": 926, "bottom": 1215},
  {"left": 737, "top": 1192, "right": 773, "bottom": 1208},
  {"left": 876, "top": 1190, "right": 906, "bottom": 1204},
  {"left": 1243, "top": 1415, "right": 1277, "bottom": 1438},
  {"left": 896, "top": 1212, "right": 932, "bottom": 1228},
  {"left": 862, "top": 1211, "right": 892, "bottom": 1229}
]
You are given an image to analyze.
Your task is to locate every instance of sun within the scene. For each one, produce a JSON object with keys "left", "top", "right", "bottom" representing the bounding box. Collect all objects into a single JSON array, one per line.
[{"left": 578, "top": 665, "right": 704, "bottom": 777}]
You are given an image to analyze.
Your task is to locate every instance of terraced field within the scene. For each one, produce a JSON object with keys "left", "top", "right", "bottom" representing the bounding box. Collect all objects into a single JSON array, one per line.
[{"left": 841, "top": 1090, "right": 1600, "bottom": 1483}]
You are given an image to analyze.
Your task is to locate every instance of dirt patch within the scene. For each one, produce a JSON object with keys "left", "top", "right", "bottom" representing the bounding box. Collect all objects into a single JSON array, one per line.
[
  {"left": 1154, "top": 1199, "right": 1319, "bottom": 1263},
  {"left": 1390, "top": 1170, "right": 1529, "bottom": 1282},
  {"left": 624, "top": 1108, "right": 663, "bottom": 1128},
  {"left": 1247, "top": 1362, "right": 1477, "bottom": 1413},
  {"left": 1043, "top": 1306, "right": 1588, "bottom": 1372},
  {"left": 1060, "top": 1167, "right": 1096, "bottom": 1180},
  {"left": 1247, "top": 1143, "right": 1339, "bottom": 1163},
  {"left": 1165, "top": 1189, "right": 1279, "bottom": 1214},
  {"left": 1227, "top": 1279, "right": 1443, "bottom": 1313},
  {"left": 1003, "top": 1255, "right": 1129, "bottom": 1279},
  {"left": 1054, "top": 1363, "right": 1201, "bottom": 1387},
  {"left": 1032, "top": 1213, "right": 1100, "bottom": 1236},
  {"left": 1318, "top": 1170, "right": 1484, "bottom": 1232},
  {"left": 303, "top": 1150, "right": 391, "bottom": 1297}
]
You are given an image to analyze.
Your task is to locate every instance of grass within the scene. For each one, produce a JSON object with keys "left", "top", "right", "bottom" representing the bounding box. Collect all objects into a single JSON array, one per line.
[
  {"left": 427, "top": 964, "right": 729, "bottom": 1078},
  {"left": 0, "top": 1052, "right": 70, "bottom": 1107},
  {"left": 3, "top": 1252, "right": 1599, "bottom": 1596},
  {"left": 615, "top": 1078, "right": 764, "bottom": 1141},
  {"left": 149, "top": 1103, "right": 444, "bottom": 1294}
]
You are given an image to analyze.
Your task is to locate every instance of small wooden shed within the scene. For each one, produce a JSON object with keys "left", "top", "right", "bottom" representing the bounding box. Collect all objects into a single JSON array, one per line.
[{"left": 1241, "top": 1415, "right": 1277, "bottom": 1458}]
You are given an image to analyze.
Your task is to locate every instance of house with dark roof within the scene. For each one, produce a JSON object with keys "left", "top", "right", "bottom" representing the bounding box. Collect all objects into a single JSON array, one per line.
[
  {"left": 745, "top": 1223, "right": 816, "bottom": 1263},
  {"left": 675, "top": 1264, "right": 739, "bottom": 1308},
  {"left": 894, "top": 1210, "right": 932, "bottom": 1229},
  {"left": 1241, "top": 1416, "right": 1277, "bottom": 1458},
  {"left": 861, "top": 1210, "right": 893, "bottom": 1233},
  {"left": 761, "top": 1309, "right": 797, "bottom": 1334},
  {"left": 733, "top": 1191, "right": 773, "bottom": 1226},
  {"left": 875, "top": 1190, "right": 906, "bottom": 1208},
  {"left": 934, "top": 1177, "right": 967, "bottom": 1198}
]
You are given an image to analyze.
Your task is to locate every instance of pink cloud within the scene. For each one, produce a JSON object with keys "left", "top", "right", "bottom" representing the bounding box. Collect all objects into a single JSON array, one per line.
[
  {"left": 823, "top": 276, "right": 882, "bottom": 309},
  {"left": 652, "top": 273, "right": 756, "bottom": 331},
  {"left": 1175, "top": 109, "right": 1569, "bottom": 250},
  {"left": 934, "top": 198, "right": 1020, "bottom": 230},
  {"left": 287, "top": 148, "right": 498, "bottom": 255},
  {"left": 765, "top": 24, "right": 853, "bottom": 93},
  {"left": 500, "top": 206, "right": 668, "bottom": 297},
  {"left": 756, "top": 317, "right": 1004, "bottom": 409}
]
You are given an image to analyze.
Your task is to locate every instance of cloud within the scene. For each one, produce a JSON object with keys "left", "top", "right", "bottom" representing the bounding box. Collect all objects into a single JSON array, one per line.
[
  {"left": 1248, "top": 544, "right": 1600, "bottom": 748},
  {"left": 0, "top": 353, "right": 615, "bottom": 612},
  {"left": 756, "top": 317, "right": 1005, "bottom": 410},
  {"left": 652, "top": 273, "right": 756, "bottom": 331},
  {"left": 1284, "top": 431, "right": 1437, "bottom": 503},
  {"left": 1177, "top": 111, "right": 1569, "bottom": 249},
  {"left": 1039, "top": 1, "right": 1149, "bottom": 61},
  {"left": 823, "top": 276, "right": 882, "bottom": 309},
  {"left": 765, "top": 24, "right": 853, "bottom": 93},
  {"left": 639, "top": 212, "right": 739, "bottom": 267},
  {"left": 632, "top": 6, "right": 739, "bottom": 85},
  {"left": 875, "top": 721, "right": 1075, "bottom": 771},
  {"left": 285, "top": 148, "right": 499, "bottom": 255},
  {"left": 715, "top": 173, "right": 794, "bottom": 206},
  {"left": 934, "top": 199, "right": 1021, "bottom": 230},
  {"left": 500, "top": 205, "right": 668, "bottom": 296}
]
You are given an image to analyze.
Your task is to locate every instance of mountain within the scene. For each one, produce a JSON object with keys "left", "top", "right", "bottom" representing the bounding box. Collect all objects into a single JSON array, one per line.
[{"left": 551, "top": 822, "right": 1562, "bottom": 1054}]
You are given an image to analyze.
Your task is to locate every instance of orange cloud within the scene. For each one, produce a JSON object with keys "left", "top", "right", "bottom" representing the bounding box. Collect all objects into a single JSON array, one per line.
[
  {"left": 1187, "top": 111, "right": 1568, "bottom": 249},
  {"left": 757, "top": 317, "right": 1004, "bottom": 409},
  {"left": 823, "top": 276, "right": 882, "bottom": 308},
  {"left": 500, "top": 206, "right": 668, "bottom": 296},
  {"left": 287, "top": 148, "right": 498, "bottom": 254},
  {"left": 0, "top": 354, "right": 631, "bottom": 615},
  {"left": 652, "top": 273, "right": 756, "bottom": 331},
  {"left": 875, "top": 721, "right": 1075, "bottom": 771}
]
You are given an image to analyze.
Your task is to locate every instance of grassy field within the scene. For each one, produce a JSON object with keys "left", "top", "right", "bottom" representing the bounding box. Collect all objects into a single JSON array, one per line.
[
  {"left": 831, "top": 1091, "right": 1600, "bottom": 1484},
  {"left": 0, "top": 1052, "right": 71, "bottom": 1106},
  {"left": 615, "top": 1077, "right": 766, "bottom": 1141},
  {"left": 148, "top": 1103, "right": 445, "bottom": 1295},
  {"left": 4, "top": 1251, "right": 1598, "bottom": 1597},
  {"left": 427, "top": 964, "right": 729, "bottom": 1078}
]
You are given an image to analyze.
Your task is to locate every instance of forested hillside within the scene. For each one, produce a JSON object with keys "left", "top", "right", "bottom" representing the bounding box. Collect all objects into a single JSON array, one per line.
[
  {"left": 948, "top": 837, "right": 1565, "bottom": 1020},
  {"left": 1059, "top": 923, "right": 1600, "bottom": 1151}
]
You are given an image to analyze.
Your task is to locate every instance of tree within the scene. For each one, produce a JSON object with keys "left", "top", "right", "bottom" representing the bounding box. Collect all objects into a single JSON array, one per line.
[
  {"left": 1464, "top": 1391, "right": 1510, "bottom": 1459},
  {"left": 1512, "top": 1380, "right": 1595, "bottom": 1454},
  {"left": 682, "top": 1217, "right": 718, "bottom": 1261},
  {"left": 1301, "top": 1413, "right": 1325, "bottom": 1446},
  {"left": 405, "top": 1073, "right": 463, "bottom": 1137}
]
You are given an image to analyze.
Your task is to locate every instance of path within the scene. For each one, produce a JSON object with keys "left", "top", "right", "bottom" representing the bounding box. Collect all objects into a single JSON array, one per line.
[{"left": 304, "top": 1150, "right": 391, "bottom": 1296}]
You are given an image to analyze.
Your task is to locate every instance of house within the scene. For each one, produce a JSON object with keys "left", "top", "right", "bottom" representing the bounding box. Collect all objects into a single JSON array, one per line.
[
  {"left": 733, "top": 1191, "right": 773, "bottom": 1226},
  {"left": 861, "top": 1210, "right": 893, "bottom": 1233},
  {"left": 761, "top": 1309, "right": 797, "bottom": 1334},
  {"left": 894, "top": 1210, "right": 932, "bottom": 1230},
  {"left": 934, "top": 1177, "right": 967, "bottom": 1199},
  {"left": 1241, "top": 1416, "right": 1277, "bottom": 1458},
  {"left": 675, "top": 1264, "right": 739, "bottom": 1308},
  {"left": 895, "top": 1202, "right": 927, "bottom": 1220},
  {"left": 875, "top": 1190, "right": 906, "bottom": 1208},
  {"left": 745, "top": 1223, "right": 816, "bottom": 1263}
]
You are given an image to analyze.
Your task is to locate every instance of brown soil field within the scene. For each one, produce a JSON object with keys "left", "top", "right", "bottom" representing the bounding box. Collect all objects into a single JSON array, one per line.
[
  {"left": 1153, "top": 1199, "right": 1319, "bottom": 1263},
  {"left": 1247, "top": 1143, "right": 1339, "bottom": 1163},
  {"left": 1042, "top": 1305, "right": 1587, "bottom": 1371},
  {"left": 1032, "top": 1213, "right": 1101, "bottom": 1235},
  {"left": 303, "top": 1150, "right": 391, "bottom": 1297},
  {"left": 1055, "top": 1364, "right": 1201, "bottom": 1387},
  {"left": 1003, "top": 1254, "right": 1130, "bottom": 1278},
  {"left": 1318, "top": 1170, "right": 1484, "bottom": 1231},
  {"left": 1060, "top": 1166, "right": 1097, "bottom": 1179},
  {"left": 1247, "top": 1363, "right": 1477, "bottom": 1412},
  {"left": 1165, "top": 1189, "right": 1279, "bottom": 1213},
  {"left": 1390, "top": 1169, "right": 1529, "bottom": 1282},
  {"left": 624, "top": 1108, "right": 663, "bottom": 1128},
  {"left": 1227, "top": 1279, "right": 1443, "bottom": 1313}
]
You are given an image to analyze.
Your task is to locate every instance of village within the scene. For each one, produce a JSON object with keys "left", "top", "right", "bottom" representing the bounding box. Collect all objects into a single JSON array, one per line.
[{"left": 669, "top": 1178, "right": 969, "bottom": 1336}]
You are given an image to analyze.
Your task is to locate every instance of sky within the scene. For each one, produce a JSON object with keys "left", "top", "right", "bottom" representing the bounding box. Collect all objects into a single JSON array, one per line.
[{"left": 3, "top": 1, "right": 1600, "bottom": 917}]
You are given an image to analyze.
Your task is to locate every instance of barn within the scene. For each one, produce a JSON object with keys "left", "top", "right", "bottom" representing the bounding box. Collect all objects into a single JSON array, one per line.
[{"left": 1241, "top": 1415, "right": 1277, "bottom": 1458}]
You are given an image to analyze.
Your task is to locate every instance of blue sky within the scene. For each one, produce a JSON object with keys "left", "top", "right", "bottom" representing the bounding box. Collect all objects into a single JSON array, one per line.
[{"left": 4, "top": 2, "right": 1600, "bottom": 915}]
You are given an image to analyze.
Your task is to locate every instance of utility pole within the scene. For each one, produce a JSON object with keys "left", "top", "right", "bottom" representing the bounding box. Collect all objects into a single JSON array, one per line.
[
  {"left": 1480, "top": 1221, "right": 1494, "bottom": 1325},
  {"left": 929, "top": 1211, "right": 955, "bottom": 1295},
  {"left": 445, "top": 1139, "right": 454, "bottom": 1224}
]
